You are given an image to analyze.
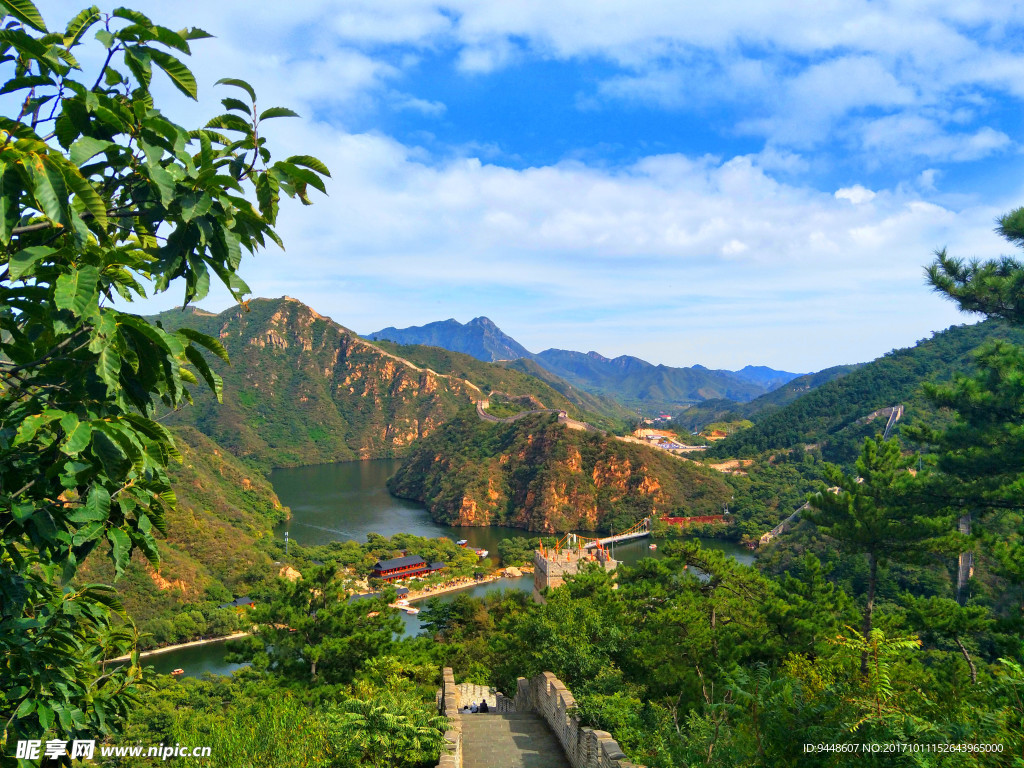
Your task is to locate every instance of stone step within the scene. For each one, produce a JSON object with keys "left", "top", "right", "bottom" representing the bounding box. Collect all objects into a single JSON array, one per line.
[{"left": 462, "top": 713, "right": 571, "bottom": 768}]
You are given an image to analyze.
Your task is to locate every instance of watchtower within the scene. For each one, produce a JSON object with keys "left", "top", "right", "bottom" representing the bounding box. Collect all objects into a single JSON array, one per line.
[{"left": 533, "top": 534, "right": 617, "bottom": 599}]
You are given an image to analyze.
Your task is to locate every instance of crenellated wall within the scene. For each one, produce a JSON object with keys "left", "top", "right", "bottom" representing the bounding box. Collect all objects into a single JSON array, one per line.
[
  {"left": 435, "top": 667, "right": 462, "bottom": 768},
  {"left": 514, "top": 672, "right": 642, "bottom": 768}
]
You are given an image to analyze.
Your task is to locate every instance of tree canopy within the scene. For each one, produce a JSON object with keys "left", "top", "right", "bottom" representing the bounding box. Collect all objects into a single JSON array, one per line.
[{"left": 0, "top": 1, "right": 327, "bottom": 756}]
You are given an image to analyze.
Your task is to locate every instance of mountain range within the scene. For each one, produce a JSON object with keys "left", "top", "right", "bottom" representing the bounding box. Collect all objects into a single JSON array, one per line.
[{"left": 366, "top": 317, "right": 805, "bottom": 411}]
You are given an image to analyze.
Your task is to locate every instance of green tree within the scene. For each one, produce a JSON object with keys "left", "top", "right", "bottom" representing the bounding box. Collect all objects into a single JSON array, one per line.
[
  {"left": 0, "top": 1, "right": 327, "bottom": 755},
  {"left": 916, "top": 207, "right": 1024, "bottom": 607},
  {"left": 253, "top": 566, "right": 401, "bottom": 684},
  {"left": 807, "top": 438, "right": 949, "bottom": 674}
]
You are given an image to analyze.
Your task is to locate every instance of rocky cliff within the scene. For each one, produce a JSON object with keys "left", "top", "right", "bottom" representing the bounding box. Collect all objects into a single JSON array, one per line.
[
  {"left": 388, "top": 413, "right": 732, "bottom": 533},
  {"left": 158, "top": 297, "right": 623, "bottom": 469}
]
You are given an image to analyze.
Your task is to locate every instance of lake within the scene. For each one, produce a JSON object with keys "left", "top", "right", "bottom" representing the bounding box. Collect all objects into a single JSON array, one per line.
[{"left": 153, "top": 458, "right": 753, "bottom": 675}]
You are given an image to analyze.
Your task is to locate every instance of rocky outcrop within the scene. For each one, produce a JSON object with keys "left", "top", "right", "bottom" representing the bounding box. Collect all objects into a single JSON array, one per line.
[{"left": 389, "top": 413, "right": 731, "bottom": 533}]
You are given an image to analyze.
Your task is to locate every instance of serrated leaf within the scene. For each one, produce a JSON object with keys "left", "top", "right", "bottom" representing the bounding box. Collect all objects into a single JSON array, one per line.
[
  {"left": 221, "top": 96, "right": 250, "bottom": 114},
  {"left": 185, "top": 344, "right": 223, "bottom": 402},
  {"left": 148, "top": 47, "right": 196, "bottom": 99},
  {"left": 181, "top": 26, "right": 213, "bottom": 41},
  {"left": 259, "top": 106, "right": 299, "bottom": 121},
  {"left": 61, "top": 421, "right": 91, "bottom": 454},
  {"left": 0, "top": 0, "right": 47, "bottom": 33},
  {"left": 63, "top": 165, "right": 108, "bottom": 228},
  {"left": 215, "top": 76, "right": 256, "bottom": 102},
  {"left": 111, "top": 7, "right": 151, "bottom": 26},
  {"left": 274, "top": 161, "right": 326, "bottom": 194},
  {"left": 64, "top": 7, "right": 100, "bottom": 47},
  {"left": 13, "top": 409, "right": 61, "bottom": 444},
  {"left": 54, "top": 265, "right": 99, "bottom": 316},
  {"left": 205, "top": 112, "right": 251, "bottom": 134},
  {"left": 9, "top": 244, "right": 54, "bottom": 279},
  {"left": 96, "top": 341, "right": 121, "bottom": 392},
  {"left": 107, "top": 527, "right": 131, "bottom": 576},
  {"left": 285, "top": 154, "right": 331, "bottom": 177},
  {"left": 176, "top": 326, "right": 229, "bottom": 362},
  {"left": 69, "top": 136, "right": 114, "bottom": 165},
  {"left": 0, "top": 73, "right": 53, "bottom": 94}
]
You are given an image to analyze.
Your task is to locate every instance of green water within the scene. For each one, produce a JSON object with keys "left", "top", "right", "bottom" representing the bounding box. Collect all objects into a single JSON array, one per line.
[
  {"left": 270, "top": 458, "right": 546, "bottom": 565},
  {"left": 155, "top": 458, "right": 754, "bottom": 671}
]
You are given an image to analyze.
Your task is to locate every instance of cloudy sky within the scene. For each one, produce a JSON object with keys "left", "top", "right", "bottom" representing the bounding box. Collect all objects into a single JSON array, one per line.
[{"left": 37, "top": 1, "right": 1024, "bottom": 370}]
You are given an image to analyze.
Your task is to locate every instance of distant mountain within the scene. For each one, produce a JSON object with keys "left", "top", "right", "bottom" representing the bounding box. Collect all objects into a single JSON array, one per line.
[
  {"left": 708, "top": 320, "right": 1024, "bottom": 465},
  {"left": 675, "top": 364, "right": 860, "bottom": 431},
  {"left": 531, "top": 349, "right": 767, "bottom": 410},
  {"left": 366, "top": 316, "right": 532, "bottom": 362},
  {"left": 155, "top": 298, "right": 624, "bottom": 469},
  {"left": 726, "top": 365, "right": 805, "bottom": 390},
  {"left": 368, "top": 315, "right": 805, "bottom": 411}
]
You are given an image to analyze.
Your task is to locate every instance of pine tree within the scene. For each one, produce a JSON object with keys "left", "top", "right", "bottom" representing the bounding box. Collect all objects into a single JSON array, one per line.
[{"left": 807, "top": 437, "right": 950, "bottom": 674}]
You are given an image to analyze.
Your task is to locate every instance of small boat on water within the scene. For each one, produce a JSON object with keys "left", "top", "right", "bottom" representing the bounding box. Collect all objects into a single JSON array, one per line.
[
  {"left": 402, "top": 606, "right": 420, "bottom": 615},
  {"left": 456, "top": 539, "right": 469, "bottom": 547},
  {"left": 396, "top": 599, "right": 410, "bottom": 607},
  {"left": 649, "top": 544, "right": 658, "bottom": 550},
  {"left": 474, "top": 549, "right": 489, "bottom": 558},
  {"left": 171, "top": 668, "right": 185, "bottom": 677}
]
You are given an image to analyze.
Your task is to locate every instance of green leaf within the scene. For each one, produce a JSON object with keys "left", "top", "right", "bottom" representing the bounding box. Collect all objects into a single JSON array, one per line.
[
  {"left": 180, "top": 191, "right": 212, "bottom": 222},
  {"left": 259, "top": 106, "right": 300, "bottom": 120},
  {"left": 181, "top": 26, "right": 213, "bottom": 41},
  {"left": 64, "top": 7, "right": 101, "bottom": 47},
  {"left": 60, "top": 420, "right": 91, "bottom": 455},
  {"left": 0, "top": 0, "right": 47, "bottom": 33},
  {"left": 96, "top": 341, "right": 121, "bottom": 392},
  {"left": 63, "top": 165, "right": 108, "bottom": 228},
  {"left": 25, "top": 154, "right": 72, "bottom": 227},
  {"left": 148, "top": 47, "right": 197, "bottom": 99},
  {"left": 0, "top": 74, "right": 54, "bottom": 94},
  {"left": 107, "top": 527, "right": 131, "bottom": 576},
  {"left": 54, "top": 265, "right": 99, "bottom": 316},
  {"left": 69, "top": 136, "right": 115, "bottom": 166},
  {"left": 286, "top": 154, "right": 331, "bottom": 178},
  {"left": 9, "top": 245, "right": 55, "bottom": 279},
  {"left": 221, "top": 97, "right": 250, "bottom": 114},
  {"left": 70, "top": 485, "right": 110, "bottom": 524},
  {"left": 13, "top": 410, "right": 61, "bottom": 445},
  {"left": 274, "top": 161, "right": 327, "bottom": 194},
  {"left": 176, "top": 327, "right": 229, "bottom": 362},
  {"left": 205, "top": 112, "right": 251, "bottom": 134},
  {"left": 111, "top": 7, "right": 152, "bottom": 26},
  {"left": 185, "top": 344, "right": 223, "bottom": 402},
  {"left": 215, "top": 76, "right": 256, "bottom": 102}
]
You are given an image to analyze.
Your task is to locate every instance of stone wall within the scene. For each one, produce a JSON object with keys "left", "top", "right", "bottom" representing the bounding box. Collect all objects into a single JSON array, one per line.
[
  {"left": 534, "top": 548, "right": 617, "bottom": 593},
  {"left": 514, "top": 672, "right": 642, "bottom": 768},
  {"left": 435, "top": 667, "right": 462, "bottom": 768}
]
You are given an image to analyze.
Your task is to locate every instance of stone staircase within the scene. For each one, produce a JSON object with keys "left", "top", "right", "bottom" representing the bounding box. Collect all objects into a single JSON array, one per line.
[
  {"left": 462, "top": 712, "right": 570, "bottom": 768},
  {"left": 435, "top": 668, "right": 642, "bottom": 768},
  {"left": 457, "top": 682, "right": 497, "bottom": 710}
]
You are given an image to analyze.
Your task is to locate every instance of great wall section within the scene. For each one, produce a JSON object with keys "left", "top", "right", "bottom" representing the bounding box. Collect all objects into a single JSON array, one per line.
[{"left": 436, "top": 667, "right": 642, "bottom": 768}]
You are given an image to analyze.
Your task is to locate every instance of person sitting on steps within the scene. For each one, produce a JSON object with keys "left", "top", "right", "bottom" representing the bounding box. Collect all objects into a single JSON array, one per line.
[
  {"left": 470, "top": 701, "right": 479, "bottom": 713},
  {"left": 479, "top": 700, "right": 489, "bottom": 713}
]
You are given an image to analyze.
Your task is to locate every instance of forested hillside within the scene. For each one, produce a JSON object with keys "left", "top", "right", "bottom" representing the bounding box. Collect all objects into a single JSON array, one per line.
[
  {"left": 675, "top": 363, "right": 860, "bottom": 430},
  {"left": 370, "top": 340, "right": 633, "bottom": 430},
  {"left": 77, "top": 427, "right": 286, "bottom": 631},
  {"left": 708, "top": 320, "right": 1024, "bottom": 463},
  {"left": 155, "top": 298, "right": 619, "bottom": 469},
  {"left": 389, "top": 412, "right": 732, "bottom": 532}
]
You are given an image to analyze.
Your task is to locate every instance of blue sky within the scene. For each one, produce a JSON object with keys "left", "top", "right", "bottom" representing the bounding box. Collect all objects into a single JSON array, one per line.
[{"left": 36, "top": 1, "right": 1024, "bottom": 370}]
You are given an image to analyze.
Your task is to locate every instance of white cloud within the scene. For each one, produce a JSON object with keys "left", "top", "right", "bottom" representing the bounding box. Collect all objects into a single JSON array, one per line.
[
  {"left": 35, "top": 1, "right": 1022, "bottom": 369},
  {"left": 836, "top": 185, "right": 877, "bottom": 204}
]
